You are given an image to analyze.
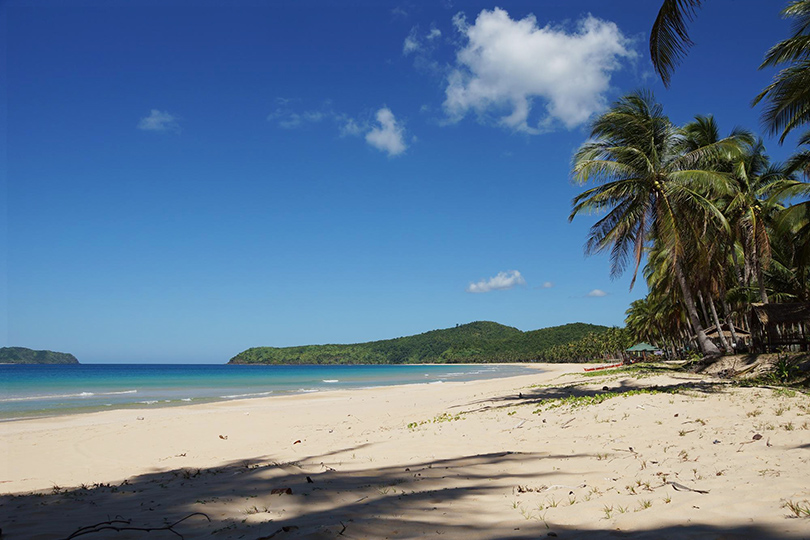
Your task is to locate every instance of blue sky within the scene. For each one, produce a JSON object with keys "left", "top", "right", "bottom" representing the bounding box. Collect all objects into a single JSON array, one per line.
[{"left": 1, "top": 0, "right": 800, "bottom": 363}]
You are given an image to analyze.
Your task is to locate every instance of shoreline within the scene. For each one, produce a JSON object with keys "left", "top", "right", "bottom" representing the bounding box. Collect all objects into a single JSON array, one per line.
[
  {"left": 0, "top": 362, "right": 547, "bottom": 423},
  {"left": 0, "top": 364, "right": 574, "bottom": 493},
  {"left": 3, "top": 362, "right": 809, "bottom": 538}
]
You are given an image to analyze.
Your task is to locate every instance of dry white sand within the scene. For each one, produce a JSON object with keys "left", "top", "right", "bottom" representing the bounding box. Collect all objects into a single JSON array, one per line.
[{"left": 2, "top": 363, "right": 810, "bottom": 539}]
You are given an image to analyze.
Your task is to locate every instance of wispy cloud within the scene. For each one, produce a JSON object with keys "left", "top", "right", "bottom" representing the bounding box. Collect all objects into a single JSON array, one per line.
[
  {"left": 403, "top": 25, "right": 442, "bottom": 56},
  {"left": 586, "top": 289, "right": 608, "bottom": 297},
  {"left": 466, "top": 270, "right": 526, "bottom": 293},
  {"left": 542, "top": 281, "right": 554, "bottom": 289},
  {"left": 269, "top": 100, "right": 408, "bottom": 157},
  {"left": 138, "top": 109, "right": 180, "bottom": 132},
  {"left": 444, "top": 8, "right": 634, "bottom": 133},
  {"left": 365, "top": 108, "right": 407, "bottom": 157},
  {"left": 403, "top": 24, "right": 443, "bottom": 74},
  {"left": 267, "top": 98, "right": 328, "bottom": 129}
]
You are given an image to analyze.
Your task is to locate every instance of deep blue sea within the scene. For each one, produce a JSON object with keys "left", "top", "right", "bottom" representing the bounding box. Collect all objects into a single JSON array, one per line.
[{"left": 0, "top": 364, "right": 535, "bottom": 421}]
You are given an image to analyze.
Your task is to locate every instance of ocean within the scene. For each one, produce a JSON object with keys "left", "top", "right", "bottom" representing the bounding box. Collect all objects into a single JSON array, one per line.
[{"left": 0, "top": 363, "right": 536, "bottom": 421}]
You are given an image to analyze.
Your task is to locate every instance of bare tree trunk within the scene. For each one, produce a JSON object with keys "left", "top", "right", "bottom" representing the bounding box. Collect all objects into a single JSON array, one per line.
[
  {"left": 675, "top": 261, "right": 720, "bottom": 357},
  {"left": 708, "top": 295, "right": 731, "bottom": 354}
]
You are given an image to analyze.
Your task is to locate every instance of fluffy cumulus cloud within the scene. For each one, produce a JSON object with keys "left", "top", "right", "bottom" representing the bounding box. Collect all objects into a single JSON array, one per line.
[
  {"left": 365, "top": 108, "right": 407, "bottom": 157},
  {"left": 586, "top": 289, "right": 608, "bottom": 297},
  {"left": 138, "top": 110, "right": 180, "bottom": 132},
  {"left": 444, "top": 8, "right": 634, "bottom": 133},
  {"left": 466, "top": 270, "right": 526, "bottom": 293}
]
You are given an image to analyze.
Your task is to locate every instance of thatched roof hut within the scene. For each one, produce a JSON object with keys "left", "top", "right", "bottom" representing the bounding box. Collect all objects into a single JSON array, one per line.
[{"left": 750, "top": 303, "right": 810, "bottom": 353}]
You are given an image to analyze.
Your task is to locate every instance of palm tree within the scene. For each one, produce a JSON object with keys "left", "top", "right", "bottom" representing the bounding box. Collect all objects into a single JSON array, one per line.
[
  {"left": 725, "top": 139, "right": 789, "bottom": 303},
  {"left": 753, "top": 0, "right": 810, "bottom": 143},
  {"left": 650, "top": 0, "right": 704, "bottom": 87},
  {"left": 769, "top": 138, "right": 810, "bottom": 276},
  {"left": 569, "top": 91, "right": 744, "bottom": 357}
]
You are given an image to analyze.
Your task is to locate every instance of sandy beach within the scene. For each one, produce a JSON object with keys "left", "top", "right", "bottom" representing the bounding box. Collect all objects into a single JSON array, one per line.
[{"left": 2, "top": 363, "right": 810, "bottom": 539}]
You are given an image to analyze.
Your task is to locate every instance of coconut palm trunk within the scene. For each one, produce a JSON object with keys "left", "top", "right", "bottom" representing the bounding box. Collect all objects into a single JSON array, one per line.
[
  {"left": 674, "top": 261, "right": 720, "bottom": 356},
  {"left": 707, "top": 295, "right": 731, "bottom": 353},
  {"left": 751, "top": 241, "right": 770, "bottom": 303},
  {"left": 722, "top": 298, "right": 740, "bottom": 349}
]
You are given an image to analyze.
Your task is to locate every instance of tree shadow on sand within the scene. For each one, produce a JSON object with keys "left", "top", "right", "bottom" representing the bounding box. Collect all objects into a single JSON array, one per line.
[
  {"left": 0, "top": 444, "right": 802, "bottom": 539},
  {"left": 459, "top": 372, "right": 726, "bottom": 414}
]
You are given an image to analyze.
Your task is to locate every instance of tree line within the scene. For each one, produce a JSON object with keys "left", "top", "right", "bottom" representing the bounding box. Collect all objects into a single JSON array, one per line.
[{"left": 571, "top": 1, "right": 810, "bottom": 357}]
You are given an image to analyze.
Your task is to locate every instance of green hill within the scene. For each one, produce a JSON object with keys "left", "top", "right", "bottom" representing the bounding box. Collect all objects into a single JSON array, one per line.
[
  {"left": 0, "top": 347, "right": 79, "bottom": 364},
  {"left": 228, "top": 321, "right": 611, "bottom": 365}
]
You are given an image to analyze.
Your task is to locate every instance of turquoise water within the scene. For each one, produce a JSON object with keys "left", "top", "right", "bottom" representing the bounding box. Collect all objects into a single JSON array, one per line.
[{"left": 0, "top": 364, "right": 535, "bottom": 421}]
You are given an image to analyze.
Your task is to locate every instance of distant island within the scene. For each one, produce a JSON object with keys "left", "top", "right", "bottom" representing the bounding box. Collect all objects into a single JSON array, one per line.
[
  {"left": 0, "top": 347, "right": 79, "bottom": 365},
  {"left": 229, "top": 321, "right": 631, "bottom": 365}
]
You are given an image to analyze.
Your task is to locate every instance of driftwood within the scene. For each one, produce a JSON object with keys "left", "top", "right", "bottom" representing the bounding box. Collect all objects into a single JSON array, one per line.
[{"left": 61, "top": 512, "right": 210, "bottom": 539}]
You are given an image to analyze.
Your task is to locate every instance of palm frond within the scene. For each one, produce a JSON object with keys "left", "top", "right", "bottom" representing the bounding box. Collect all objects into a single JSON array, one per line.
[{"left": 649, "top": 0, "right": 704, "bottom": 87}]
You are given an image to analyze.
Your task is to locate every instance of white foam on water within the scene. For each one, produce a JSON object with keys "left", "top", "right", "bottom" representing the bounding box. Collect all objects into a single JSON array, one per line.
[
  {"left": 0, "top": 389, "right": 137, "bottom": 403},
  {"left": 219, "top": 391, "right": 274, "bottom": 399}
]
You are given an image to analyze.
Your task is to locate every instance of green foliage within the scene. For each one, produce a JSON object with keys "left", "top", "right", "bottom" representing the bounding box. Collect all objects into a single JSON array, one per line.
[
  {"left": 228, "top": 321, "right": 612, "bottom": 365},
  {"left": 530, "top": 386, "right": 677, "bottom": 413},
  {"left": 770, "top": 353, "right": 801, "bottom": 383},
  {"left": 0, "top": 347, "right": 79, "bottom": 364},
  {"left": 537, "top": 327, "right": 634, "bottom": 362}
]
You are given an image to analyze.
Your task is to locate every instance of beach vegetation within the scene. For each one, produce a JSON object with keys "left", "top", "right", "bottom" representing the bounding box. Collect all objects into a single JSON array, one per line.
[
  {"left": 242, "top": 505, "right": 269, "bottom": 515},
  {"left": 573, "top": 89, "right": 810, "bottom": 361},
  {"left": 575, "top": 0, "right": 810, "bottom": 361},
  {"left": 784, "top": 499, "right": 810, "bottom": 517},
  {"left": 565, "top": 1, "right": 810, "bottom": 364},
  {"left": 531, "top": 386, "right": 678, "bottom": 414}
]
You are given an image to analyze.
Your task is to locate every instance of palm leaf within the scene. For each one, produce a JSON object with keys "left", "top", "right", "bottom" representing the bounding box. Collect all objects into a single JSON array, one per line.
[{"left": 650, "top": 0, "right": 704, "bottom": 87}]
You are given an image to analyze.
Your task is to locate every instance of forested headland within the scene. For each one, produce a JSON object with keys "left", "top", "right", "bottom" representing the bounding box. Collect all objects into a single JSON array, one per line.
[
  {"left": 229, "top": 321, "right": 631, "bottom": 365},
  {"left": 0, "top": 347, "right": 79, "bottom": 365}
]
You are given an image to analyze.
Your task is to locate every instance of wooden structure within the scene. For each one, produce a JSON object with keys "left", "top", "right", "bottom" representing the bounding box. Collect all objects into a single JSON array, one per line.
[
  {"left": 698, "top": 323, "right": 751, "bottom": 351},
  {"left": 625, "top": 342, "right": 663, "bottom": 362},
  {"left": 750, "top": 303, "right": 810, "bottom": 353}
]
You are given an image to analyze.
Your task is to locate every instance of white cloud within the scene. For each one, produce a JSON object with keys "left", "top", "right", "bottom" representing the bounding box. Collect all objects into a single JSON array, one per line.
[
  {"left": 268, "top": 101, "right": 409, "bottom": 157},
  {"left": 542, "top": 281, "right": 554, "bottom": 288},
  {"left": 365, "top": 108, "right": 407, "bottom": 157},
  {"left": 267, "top": 100, "right": 327, "bottom": 129},
  {"left": 467, "top": 270, "right": 526, "bottom": 293},
  {"left": 403, "top": 26, "right": 442, "bottom": 56},
  {"left": 586, "top": 289, "right": 608, "bottom": 297},
  {"left": 138, "top": 110, "right": 180, "bottom": 132},
  {"left": 403, "top": 28, "right": 421, "bottom": 55},
  {"left": 338, "top": 116, "right": 364, "bottom": 137},
  {"left": 444, "top": 8, "right": 634, "bottom": 133},
  {"left": 392, "top": 6, "right": 408, "bottom": 18}
]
